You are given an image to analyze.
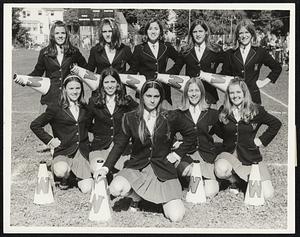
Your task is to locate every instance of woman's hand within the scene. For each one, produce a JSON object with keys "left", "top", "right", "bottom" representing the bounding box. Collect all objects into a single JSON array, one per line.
[
  {"left": 256, "top": 78, "right": 271, "bottom": 88},
  {"left": 182, "top": 163, "right": 193, "bottom": 176},
  {"left": 48, "top": 138, "right": 61, "bottom": 149},
  {"left": 166, "top": 152, "right": 181, "bottom": 164},
  {"left": 172, "top": 140, "right": 183, "bottom": 150},
  {"left": 254, "top": 137, "right": 263, "bottom": 147},
  {"left": 93, "top": 167, "right": 109, "bottom": 182},
  {"left": 13, "top": 74, "right": 28, "bottom": 86}
]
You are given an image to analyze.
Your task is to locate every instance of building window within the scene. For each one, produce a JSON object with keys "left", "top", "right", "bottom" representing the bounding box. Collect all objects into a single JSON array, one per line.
[
  {"left": 51, "top": 12, "right": 54, "bottom": 16},
  {"left": 38, "top": 10, "right": 42, "bottom": 16},
  {"left": 27, "top": 12, "right": 30, "bottom": 17},
  {"left": 40, "top": 25, "right": 43, "bottom": 34}
]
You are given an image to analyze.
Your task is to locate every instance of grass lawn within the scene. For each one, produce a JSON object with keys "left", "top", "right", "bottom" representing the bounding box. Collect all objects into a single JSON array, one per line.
[{"left": 8, "top": 48, "right": 291, "bottom": 231}]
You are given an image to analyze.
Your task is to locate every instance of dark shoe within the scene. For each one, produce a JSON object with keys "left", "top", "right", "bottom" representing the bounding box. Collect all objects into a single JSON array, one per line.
[
  {"left": 228, "top": 182, "right": 239, "bottom": 195},
  {"left": 128, "top": 199, "right": 140, "bottom": 212},
  {"left": 58, "top": 178, "right": 70, "bottom": 190}
]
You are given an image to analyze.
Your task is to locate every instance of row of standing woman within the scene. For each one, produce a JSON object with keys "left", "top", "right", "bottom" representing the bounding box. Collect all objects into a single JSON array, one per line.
[{"left": 27, "top": 17, "right": 282, "bottom": 222}]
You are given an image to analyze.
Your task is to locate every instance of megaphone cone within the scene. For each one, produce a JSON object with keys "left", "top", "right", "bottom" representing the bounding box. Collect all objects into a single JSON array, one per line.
[
  {"left": 244, "top": 163, "right": 265, "bottom": 206},
  {"left": 33, "top": 161, "right": 54, "bottom": 205},
  {"left": 119, "top": 74, "right": 146, "bottom": 92},
  {"left": 89, "top": 159, "right": 105, "bottom": 203},
  {"left": 199, "top": 71, "right": 234, "bottom": 92},
  {"left": 185, "top": 161, "right": 206, "bottom": 203},
  {"left": 13, "top": 74, "right": 50, "bottom": 95},
  {"left": 70, "top": 65, "right": 101, "bottom": 91},
  {"left": 156, "top": 73, "right": 190, "bottom": 92},
  {"left": 88, "top": 178, "right": 112, "bottom": 222}
]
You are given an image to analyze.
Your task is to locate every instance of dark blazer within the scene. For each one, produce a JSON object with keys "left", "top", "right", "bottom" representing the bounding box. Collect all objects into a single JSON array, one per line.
[
  {"left": 29, "top": 46, "right": 87, "bottom": 105},
  {"left": 221, "top": 46, "right": 282, "bottom": 104},
  {"left": 128, "top": 42, "right": 178, "bottom": 104},
  {"left": 168, "top": 46, "right": 224, "bottom": 104},
  {"left": 87, "top": 96, "right": 138, "bottom": 151},
  {"left": 169, "top": 108, "right": 219, "bottom": 164},
  {"left": 86, "top": 43, "right": 133, "bottom": 74},
  {"left": 211, "top": 105, "right": 282, "bottom": 165},
  {"left": 103, "top": 109, "right": 178, "bottom": 181},
  {"left": 30, "top": 104, "right": 90, "bottom": 160}
]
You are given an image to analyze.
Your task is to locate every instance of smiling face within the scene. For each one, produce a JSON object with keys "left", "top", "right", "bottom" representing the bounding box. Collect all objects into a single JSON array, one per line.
[
  {"left": 103, "top": 75, "right": 117, "bottom": 96},
  {"left": 192, "top": 24, "right": 206, "bottom": 46},
  {"left": 102, "top": 24, "right": 113, "bottom": 44},
  {"left": 147, "top": 22, "right": 160, "bottom": 43},
  {"left": 187, "top": 82, "right": 201, "bottom": 106},
  {"left": 238, "top": 26, "right": 252, "bottom": 47},
  {"left": 54, "top": 26, "right": 66, "bottom": 46},
  {"left": 228, "top": 84, "right": 245, "bottom": 107},
  {"left": 66, "top": 80, "right": 82, "bottom": 102},
  {"left": 143, "top": 87, "right": 161, "bottom": 111}
]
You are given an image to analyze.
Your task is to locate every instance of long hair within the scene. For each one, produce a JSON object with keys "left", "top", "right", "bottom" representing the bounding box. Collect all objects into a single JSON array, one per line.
[
  {"left": 59, "top": 74, "right": 85, "bottom": 109},
  {"left": 47, "top": 21, "right": 77, "bottom": 57},
  {"left": 233, "top": 19, "right": 257, "bottom": 49},
  {"left": 182, "top": 19, "right": 220, "bottom": 54},
  {"left": 137, "top": 81, "right": 165, "bottom": 144},
  {"left": 142, "top": 18, "right": 165, "bottom": 43},
  {"left": 92, "top": 67, "right": 128, "bottom": 108},
  {"left": 180, "top": 77, "right": 209, "bottom": 111},
  {"left": 97, "top": 18, "right": 121, "bottom": 51},
  {"left": 219, "top": 77, "right": 258, "bottom": 124}
]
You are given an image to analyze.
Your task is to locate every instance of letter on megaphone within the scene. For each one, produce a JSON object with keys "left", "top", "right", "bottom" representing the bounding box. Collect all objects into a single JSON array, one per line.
[
  {"left": 33, "top": 161, "right": 54, "bottom": 205},
  {"left": 13, "top": 74, "right": 50, "bottom": 95},
  {"left": 198, "top": 71, "right": 234, "bottom": 92},
  {"left": 156, "top": 73, "right": 190, "bottom": 92},
  {"left": 90, "top": 159, "right": 104, "bottom": 203},
  {"left": 70, "top": 65, "right": 101, "bottom": 91},
  {"left": 185, "top": 160, "right": 206, "bottom": 204},
  {"left": 119, "top": 74, "right": 146, "bottom": 92},
  {"left": 244, "top": 163, "right": 265, "bottom": 206},
  {"left": 88, "top": 177, "right": 112, "bottom": 222}
]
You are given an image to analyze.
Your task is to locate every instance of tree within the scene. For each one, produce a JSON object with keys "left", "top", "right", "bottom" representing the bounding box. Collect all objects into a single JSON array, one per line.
[
  {"left": 12, "top": 8, "right": 31, "bottom": 47},
  {"left": 173, "top": 9, "right": 189, "bottom": 40}
]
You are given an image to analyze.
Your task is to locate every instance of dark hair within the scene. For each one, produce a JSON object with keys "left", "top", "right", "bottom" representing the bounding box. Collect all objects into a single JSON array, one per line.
[
  {"left": 46, "top": 21, "right": 77, "bottom": 57},
  {"left": 233, "top": 19, "right": 257, "bottom": 48},
  {"left": 59, "top": 74, "right": 85, "bottom": 108},
  {"left": 96, "top": 18, "right": 121, "bottom": 51},
  {"left": 182, "top": 19, "right": 219, "bottom": 54},
  {"left": 92, "top": 67, "right": 128, "bottom": 108},
  {"left": 143, "top": 19, "right": 164, "bottom": 43},
  {"left": 137, "top": 81, "right": 165, "bottom": 144}
]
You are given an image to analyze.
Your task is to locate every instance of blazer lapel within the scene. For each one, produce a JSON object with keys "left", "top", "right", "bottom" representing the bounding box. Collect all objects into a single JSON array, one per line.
[
  {"left": 197, "top": 110, "right": 208, "bottom": 123},
  {"left": 142, "top": 43, "right": 156, "bottom": 60},
  {"left": 245, "top": 47, "right": 256, "bottom": 66},
  {"left": 233, "top": 49, "right": 244, "bottom": 66},
  {"left": 200, "top": 47, "right": 209, "bottom": 62},
  {"left": 113, "top": 47, "right": 122, "bottom": 64},
  {"left": 100, "top": 49, "right": 110, "bottom": 64},
  {"left": 183, "top": 109, "right": 194, "bottom": 124},
  {"left": 63, "top": 107, "right": 76, "bottom": 121},
  {"left": 157, "top": 43, "right": 167, "bottom": 61},
  {"left": 190, "top": 48, "right": 199, "bottom": 63}
]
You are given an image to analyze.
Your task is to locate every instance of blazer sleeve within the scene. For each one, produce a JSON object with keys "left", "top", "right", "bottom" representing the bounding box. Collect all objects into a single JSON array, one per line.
[
  {"left": 103, "top": 113, "right": 131, "bottom": 170},
  {"left": 75, "top": 49, "right": 88, "bottom": 69},
  {"left": 257, "top": 106, "right": 282, "bottom": 146},
  {"left": 30, "top": 105, "right": 56, "bottom": 144},
  {"left": 126, "top": 45, "right": 139, "bottom": 75},
  {"left": 167, "top": 43, "right": 179, "bottom": 63},
  {"left": 220, "top": 50, "right": 233, "bottom": 76},
  {"left": 86, "top": 47, "right": 97, "bottom": 72},
  {"left": 261, "top": 47, "right": 282, "bottom": 83},
  {"left": 124, "top": 45, "right": 134, "bottom": 73},
  {"left": 28, "top": 49, "right": 46, "bottom": 76},
  {"left": 166, "top": 51, "right": 185, "bottom": 75}
]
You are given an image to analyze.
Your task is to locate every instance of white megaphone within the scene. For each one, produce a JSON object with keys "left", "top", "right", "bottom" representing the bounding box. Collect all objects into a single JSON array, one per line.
[
  {"left": 70, "top": 65, "right": 101, "bottom": 91},
  {"left": 185, "top": 160, "right": 206, "bottom": 204},
  {"left": 198, "top": 71, "right": 234, "bottom": 92},
  {"left": 13, "top": 74, "right": 50, "bottom": 95},
  {"left": 156, "top": 73, "right": 190, "bottom": 92},
  {"left": 244, "top": 163, "right": 265, "bottom": 206},
  {"left": 119, "top": 74, "right": 146, "bottom": 92}
]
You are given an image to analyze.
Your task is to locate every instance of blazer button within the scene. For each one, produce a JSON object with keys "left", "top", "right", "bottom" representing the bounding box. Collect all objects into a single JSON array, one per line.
[
  {"left": 196, "top": 145, "right": 199, "bottom": 149},
  {"left": 149, "top": 147, "right": 152, "bottom": 151},
  {"left": 194, "top": 126, "right": 197, "bottom": 129},
  {"left": 111, "top": 135, "right": 113, "bottom": 138},
  {"left": 148, "top": 157, "right": 151, "bottom": 160},
  {"left": 110, "top": 126, "right": 113, "bottom": 129},
  {"left": 236, "top": 123, "right": 238, "bottom": 126},
  {"left": 75, "top": 123, "right": 78, "bottom": 126},
  {"left": 76, "top": 132, "right": 79, "bottom": 135},
  {"left": 59, "top": 87, "right": 62, "bottom": 90},
  {"left": 110, "top": 117, "right": 113, "bottom": 120},
  {"left": 76, "top": 141, "right": 79, "bottom": 144}
]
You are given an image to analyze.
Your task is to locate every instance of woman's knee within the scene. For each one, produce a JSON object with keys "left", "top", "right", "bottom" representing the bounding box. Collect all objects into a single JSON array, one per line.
[
  {"left": 109, "top": 175, "right": 131, "bottom": 197},
  {"left": 204, "top": 179, "right": 219, "bottom": 197},
  {"left": 262, "top": 180, "right": 274, "bottom": 199},
  {"left": 78, "top": 178, "right": 93, "bottom": 193},
  {"left": 163, "top": 199, "right": 185, "bottom": 222},
  {"left": 53, "top": 161, "right": 70, "bottom": 178},
  {"left": 214, "top": 157, "right": 233, "bottom": 179}
]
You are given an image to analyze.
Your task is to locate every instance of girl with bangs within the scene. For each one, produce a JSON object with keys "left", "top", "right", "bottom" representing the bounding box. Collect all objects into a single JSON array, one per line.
[
  {"left": 221, "top": 19, "right": 282, "bottom": 105},
  {"left": 93, "top": 81, "right": 185, "bottom": 222},
  {"left": 128, "top": 18, "right": 178, "bottom": 106},
  {"left": 88, "top": 68, "right": 138, "bottom": 178},
  {"left": 87, "top": 18, "right": 133, "bottom": 83},
  {"left": 167, "top": 77, "right": 220, "bottom": 198},
  {"left": 211, "top": 77, "right": 282, "bottom": 198},
  {"left": 27, "top": 20, "right": 87, "bottom": 107},
  {"left": 168, "top": 19, "right": 224, "bottom": 105},
  {"left": 30, "top": 74, "right": 93, "bottom": 193}
]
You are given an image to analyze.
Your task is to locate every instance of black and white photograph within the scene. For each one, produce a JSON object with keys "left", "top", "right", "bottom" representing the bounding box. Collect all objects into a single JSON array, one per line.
[{"left": 3, "top": 2, "right": 296, "bottom": 234}]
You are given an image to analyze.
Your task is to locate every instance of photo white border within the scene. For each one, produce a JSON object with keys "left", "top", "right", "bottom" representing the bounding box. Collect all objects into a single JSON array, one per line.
[{"left": 3, "top": 2, "right": 296, "bottom": 234}]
